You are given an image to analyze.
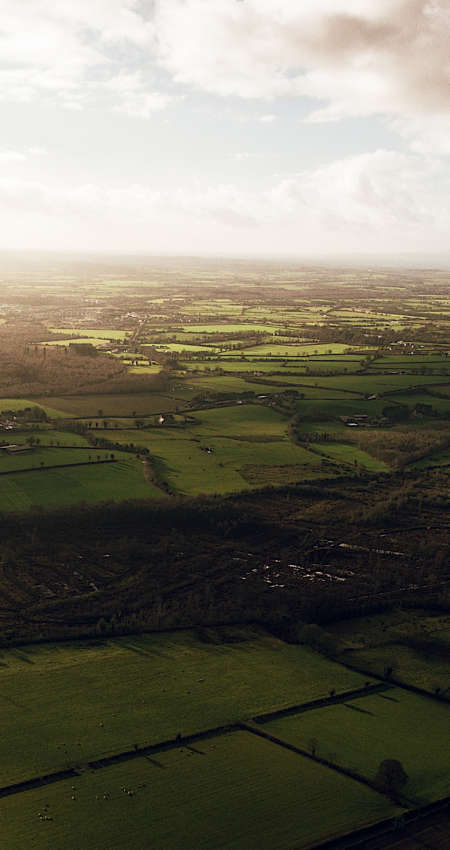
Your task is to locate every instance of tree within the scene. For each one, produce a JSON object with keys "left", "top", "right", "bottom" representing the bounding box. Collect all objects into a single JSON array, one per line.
[{"left": 375, "top": 759, "right": 408, "bottom": 793}]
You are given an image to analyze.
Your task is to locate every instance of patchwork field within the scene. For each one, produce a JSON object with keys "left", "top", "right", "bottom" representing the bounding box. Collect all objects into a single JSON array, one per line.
[
  {"left": 331, "top": 610, "right": 450, "bottom": 697},
  {"left": 32, "top": 394, "right": 179, "bottom": 417},
  {"left": 0, "top": 731, "right": 399, "bottom": 850},
  {"left": 263, "top": 689, "right": 450, "bottom": 804},
  {"left": 102, "top": 404, "right": 352, "bottom": 493},
  {"left": 0, "top": 630, "right": 369, "bottom": 785},
  {"left": 0, "top": 459, "right": 161, "bottom": 512}
]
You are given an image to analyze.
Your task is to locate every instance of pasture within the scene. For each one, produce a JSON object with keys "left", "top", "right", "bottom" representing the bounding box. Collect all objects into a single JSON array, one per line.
[
  {"left": 48, "top": 328, "right": 128, "bottom": 340},
  {"left": 41, "top": 338, "right": 115, "bottom": 348},
  {"left": 32, "top": 394, "right": 179, "bottom": 417},
  {"left": 0, "top": 459, "right": 161, "bottom": 512},
  {"left": 311, "top": 442, "right": 390, "bottom": 473},
  {"left": 181, "top": 323, "right": 279, "bottom": 334},
  {"left": 264, "top": 688, "right": 450, "bottom": 804},
  {"left": 0, "top": 731, "right": 398, "bottom": 850},
  {"left": 0, "top": 630, "right": 369, "bottom": 785},
  {"left": 411, "top": 445, "right": 450, "bottom": 468},
  {"left": 102, "top": 405, "right": 340, "bottom": 494},
  {"left": 9, "top": 429, "right": 91, "bottom": 447},
  {"left": 289, "top": 374, "right": 450, "bottom": 394},
  {"left": 228, "top": 343, "right": 371, "bottom": 356},
  {"left": 0, "top": 447, "right": 123, "bottom": 473},
  {"left": 0, "top": 398, "right": 67, "bottom": 419},
  {"left": 106, "top": 429, "right": 325, "bottom": 494}
]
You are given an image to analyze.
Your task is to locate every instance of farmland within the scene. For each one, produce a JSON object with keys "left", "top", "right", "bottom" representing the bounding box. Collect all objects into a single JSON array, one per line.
[
  {"left": 330, "top": 609, "right": 450, "bottom": 697},
  {"left": 0, "top": 731, "right": 399, "bottom": 850},
  {"left": 0, "top": 459, "right": 161, "bottom": 512},
  {"left": 0, "top": 257, "right": 449, "bottom": 849},
  {"left": 0, "top": 629, "right": 368, "bottom": 786},
  {"left": 0, "top": 261, "right": 448, "bottom": 504},
  {"left": 263, "top": 688, "right": 450, "bottom": 803}
]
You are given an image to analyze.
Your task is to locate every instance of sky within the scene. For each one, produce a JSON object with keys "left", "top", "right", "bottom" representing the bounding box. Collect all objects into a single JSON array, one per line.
[{"left": 0, "top": 0, "right": 449, "bottom": 257}]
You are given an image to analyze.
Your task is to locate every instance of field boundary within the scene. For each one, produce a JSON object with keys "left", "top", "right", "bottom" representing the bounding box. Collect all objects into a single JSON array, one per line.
[
  {"left": 252, "top": 682, "right": 391, "bottom": 723},
  {"left": 0, "top": 459, "right": 118, "bottom": 476},
  {"left": 240, "top": 722, "right": 409, "bottom": 807}
]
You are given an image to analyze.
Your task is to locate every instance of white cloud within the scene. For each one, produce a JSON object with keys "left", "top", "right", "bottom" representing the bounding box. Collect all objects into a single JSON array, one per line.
[
  {"left": 259, "top": 114, "right": 277, "bottom": 123},
  {"left": 390, "top": 116, "right": 450, "bottom": 157},
  {"left": 153, "top": 0, "right": 450, "bottom": 122},
  {"left": 0, "top": 150, "right": 28, "bottom": 163},
  {"left": 0, "top": 1, "right": 447, "bottom": 137},
  {"left": 0, "top": 150, "right": 447, "bottom": 253}
]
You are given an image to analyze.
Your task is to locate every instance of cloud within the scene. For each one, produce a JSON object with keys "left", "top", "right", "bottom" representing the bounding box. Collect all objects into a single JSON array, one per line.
[
  {"left": 259, "top": 114, "right": 277, "bottom": 123},
  {"left": 0, "top": 1, "right": 160, "bottom": 116},
  {"left": 0, "top": 150, "right": 447, "bottom": 253},
  {"left": 0, "top": 1, "right": 447, "bottom": 139},
  {"left": 0, "top": 150, "right": 28, "bottom": 163},
  {"left": 152, "top": 0, "right": 450, "bottom": 121}
]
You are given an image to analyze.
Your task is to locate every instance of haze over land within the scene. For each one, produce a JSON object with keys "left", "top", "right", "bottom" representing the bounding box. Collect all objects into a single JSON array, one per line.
[{"left": 0, "top": 0, "right": 448, "bottom": 257}]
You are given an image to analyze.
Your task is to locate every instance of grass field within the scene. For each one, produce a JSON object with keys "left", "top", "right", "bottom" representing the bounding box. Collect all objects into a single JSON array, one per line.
[
  {"left": 311, "top": 442, "right": 390, "bottom": 472},
  {"left": 344, "top": 645, "right": 450, "bottom": 697},
  {"left": 183, "top": 375, "right": 289, "bottom": 395},
  {"left": 0, "top": 630, "right": 369, "bottom": 785},
  {"left": 33, "top": 394, "right": 178, "bottom": 417},
  {"left": 411, "top": 445, "right": 450, "bottom": 468},
  {"left": 181, "top": 358, "right": 365, "bottom": 373},
  {"left": 0, "top": 459, "right": 162, "bottom": 512},
  {"left": 0, "top": 398, "right": 67, "bottom": 418},
  {"left": 182, "top": 323, "right": 280, "bottom": 334},
  {"left": 103, "top": 405, "right": 335, "bottom": 494},
  {"left": 0, "top": 731, "right": 399, "bottom": 850},
  {"left": 128, "top": 364, "right": 162, "bottom": 374},
  {"left": 41, "top": 338, "right": 116, "bottom": 348},
  {"left": 107, "top": 429, "right": 325, "bottom": 494},
  {"left": 0, "top": 446, "right": 124, "bottom": 473},
  {"left": 330, "top": 610, "right": 450, "bottom": 697},
  {"left": 48, "top": 328, "right": 128, "bottom": 340},
  {"left": 264, "top": 689, "right": 450, "bottom": 804},
  {"left": 290, "top": 375, "right": 450, "bottom": 395},
  {"left": 224, "top": 343, "right": 369, "bottom": 356},
  {"left": 388, "top": 393, "right": 450, "bottom": 413},
  {"left": 9, "top": 429, "right": 91, "bottom": 447}
]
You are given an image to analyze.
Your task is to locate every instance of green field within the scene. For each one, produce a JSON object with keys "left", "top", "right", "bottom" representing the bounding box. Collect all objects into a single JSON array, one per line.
[
  {"left": 183, "top": 375, "right": 288, "bottom": 395},
  {"left": 181, "top": 358, "right": 365, "bottom": 373},
  {"left": 7, "top": 429, "right": 91, "bottom": 447},
  {"left": 290, "top": 375, "right": 450, "bottom": 395},
  {"left": 103, "top": 405, "right": 335, "bottom": 494},
  {"left": 33, "top": 394, "right": 178, "bottom": 417},
  {"left": 0, "top": 446, "right": 124, "bottom": 472},
  {"left": 0, "top": 398, "right": 67, "bottom": 418},
  {"left": 264, "top": 689, "right": 450, "bottom": 804},
  {"left": 41, "top": 338, "right": 115, "bottom": 348},
  {"left": 128, "top": 364, "right": 162, "bottom": 374},
  {"left": 182, "top": 323, "right": 280, "bottom": 334},
  {"left": 224, "top": 343, "right": 368, "bottom": 356},
  {"left": 0, "top": 459, "right": 161, "bottom": 512},
  {"left": 311, "top": 442, "right": 390, "bottom": 472},
  {"left": 0, "top": 731, "right": 398, "bottom": 850},
  {"left": 388, "top": 392, "right": 450, "bottom": 413},
  {"left": 106, "top": 430, "right": 326, "bottom": 494},
  {"left": 154, "top": 342, "right": 217, "bottom": 352},
  {"left": 48, "top": 328, "right": 128, "bottom": 340},
  {"left": 0, "top": 630, "right": 369, "bottom": 785}
]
